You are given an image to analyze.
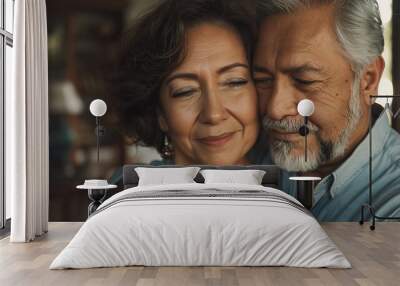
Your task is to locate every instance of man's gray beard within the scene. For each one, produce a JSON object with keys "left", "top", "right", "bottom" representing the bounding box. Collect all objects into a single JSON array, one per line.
[{"left": 263, "top": 75, "right": 363, "bottom": 172}]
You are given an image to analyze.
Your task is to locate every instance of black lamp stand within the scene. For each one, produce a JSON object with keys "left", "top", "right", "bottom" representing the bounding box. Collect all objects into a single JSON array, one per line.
[
  {"left": 88, "top": 117, "right": 107, "bottom": 216},
  {"left": 359, "top": 95, "right": 400, "bottom": 230},
  {"left": 95, "top": 116, "right": 105, "bottom": 163},
  {"left": 305, "top": 116, "right": 308, "bottom": 162},
  {"left": 299, "top": 116, "right": 310, "bottom": 161}
]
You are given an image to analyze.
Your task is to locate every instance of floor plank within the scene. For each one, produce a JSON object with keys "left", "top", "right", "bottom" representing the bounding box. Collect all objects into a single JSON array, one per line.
[{"left": 0, "top": 222, "right": 399, "bottom": 286}]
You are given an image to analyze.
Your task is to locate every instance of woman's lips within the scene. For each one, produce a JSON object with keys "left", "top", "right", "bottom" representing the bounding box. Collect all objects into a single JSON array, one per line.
[{"left": 197, "top": 132, "right": 236, "bottom": 147}]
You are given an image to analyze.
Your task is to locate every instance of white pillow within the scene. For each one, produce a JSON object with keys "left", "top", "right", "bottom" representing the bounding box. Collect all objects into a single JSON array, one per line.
[
  {"left": 200, "top": 169, "right": 266, "bottom": 185},
  {"left": 135, "top": 167, "right": 201, "bottom": 186}
]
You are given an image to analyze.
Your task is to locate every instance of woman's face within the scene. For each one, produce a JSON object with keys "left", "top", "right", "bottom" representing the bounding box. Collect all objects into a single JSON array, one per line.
[{"left": 159, "top": 22, "right": 259, "bottom": 165}]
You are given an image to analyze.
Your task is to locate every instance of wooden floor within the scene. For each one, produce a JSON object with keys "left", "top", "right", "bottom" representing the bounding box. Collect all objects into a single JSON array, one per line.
[{"left": 0, "top": 222, "right": 399, "bottom": 286}]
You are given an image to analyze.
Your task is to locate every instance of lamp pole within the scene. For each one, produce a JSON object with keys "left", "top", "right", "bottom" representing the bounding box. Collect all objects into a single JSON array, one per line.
[
  {"left": 89, "top": 99, "right": 107, "bottom": 164},
  {"left": 96, "top": 116, "right": 100, "bottom": 163},
  {"left": 297, "top": 99, "right": 315, "bottom": 162}
]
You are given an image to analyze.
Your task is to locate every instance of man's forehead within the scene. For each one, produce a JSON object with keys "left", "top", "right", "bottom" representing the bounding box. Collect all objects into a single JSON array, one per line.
[
  {"left": 255, "top": 32, "right": 329, "bottom": 73},
  {"left": 255, "top": 5, "right": 340, "bottom": 72},
  {"left": 253, "top": 53, "right": 326, "bottom": 76},
  {"left": 258, "top": 7, "right": 335, "bottom": 49}
]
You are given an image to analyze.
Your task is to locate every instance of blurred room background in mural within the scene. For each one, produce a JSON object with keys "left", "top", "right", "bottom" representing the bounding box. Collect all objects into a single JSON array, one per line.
[
  {"left": 47, "top": 0, "right": 395, "bottom": 221},
  {"left": 47, "top": 0, "right": 162, "bottom": 221}
]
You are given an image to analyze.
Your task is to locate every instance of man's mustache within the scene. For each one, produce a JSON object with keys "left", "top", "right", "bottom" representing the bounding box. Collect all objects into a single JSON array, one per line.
[{"left": 262, "top": 117, "right": 319, "bottom": 133}]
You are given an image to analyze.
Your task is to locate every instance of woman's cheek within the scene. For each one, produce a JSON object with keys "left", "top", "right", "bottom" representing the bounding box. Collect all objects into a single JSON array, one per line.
[
  {"left": 164, "top": 103, "right": 199, "bottom": 136},
  {"left": 225, "top": 90, "right": 259, "bottom": 125}
]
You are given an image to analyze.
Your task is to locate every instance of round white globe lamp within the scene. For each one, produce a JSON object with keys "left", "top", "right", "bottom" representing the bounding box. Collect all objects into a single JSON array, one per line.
[
  {"left": 90, "top": 99, "right": 107, "bottom": 117},
  {"left": 297, "top": 99, "right": 315, "bottom": 117}
]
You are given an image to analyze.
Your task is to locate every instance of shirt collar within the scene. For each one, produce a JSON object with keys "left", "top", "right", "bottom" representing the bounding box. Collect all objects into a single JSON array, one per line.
[{"left": 327, "top": 110, "right": 391, "bottom": 198}]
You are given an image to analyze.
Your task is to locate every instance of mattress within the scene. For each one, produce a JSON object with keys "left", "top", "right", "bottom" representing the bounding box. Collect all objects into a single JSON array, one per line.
[{"left": 50, "top": 183, "right": 351, "bottom": 269}]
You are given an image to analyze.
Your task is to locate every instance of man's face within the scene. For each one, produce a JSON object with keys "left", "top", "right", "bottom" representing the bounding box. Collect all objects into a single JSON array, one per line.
[{"left": 253, "top": 5, "right": 368, "bottom": 172}]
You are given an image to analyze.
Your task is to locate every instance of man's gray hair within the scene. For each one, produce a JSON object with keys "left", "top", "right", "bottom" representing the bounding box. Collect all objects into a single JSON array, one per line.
[{"left": 256, "top": 0, "right": 384, "bottom": 74}]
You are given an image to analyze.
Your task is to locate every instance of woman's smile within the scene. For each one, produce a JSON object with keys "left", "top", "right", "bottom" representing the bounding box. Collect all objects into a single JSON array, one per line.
[{"left": 196, "top": 131, "right": 239, "bottom": 147}]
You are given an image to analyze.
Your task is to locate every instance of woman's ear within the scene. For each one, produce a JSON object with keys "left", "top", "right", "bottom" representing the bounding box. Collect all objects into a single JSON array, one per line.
[
  {"left": 157, "top": 110, "right": 169, "bottom": 132},
  {"left": 360, "top": 56, "right": 385, "bottom": 106}
]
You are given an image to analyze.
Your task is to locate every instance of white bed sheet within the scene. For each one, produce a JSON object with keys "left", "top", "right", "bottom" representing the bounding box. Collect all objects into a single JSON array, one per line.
[{"left": 50, "top": 183, "right": 351, "bottom": 269}]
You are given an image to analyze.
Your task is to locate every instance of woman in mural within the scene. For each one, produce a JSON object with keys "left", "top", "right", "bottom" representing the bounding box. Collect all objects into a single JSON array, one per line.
[{"left": 112, "top": 0, "right": 260, "bottom": 165}]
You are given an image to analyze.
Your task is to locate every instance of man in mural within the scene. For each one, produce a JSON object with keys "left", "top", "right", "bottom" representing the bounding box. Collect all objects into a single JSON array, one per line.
[{"left": 254, "top": 0, "right": 400, "bottom": 220}]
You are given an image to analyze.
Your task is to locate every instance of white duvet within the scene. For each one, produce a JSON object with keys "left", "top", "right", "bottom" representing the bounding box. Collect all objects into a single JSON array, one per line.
[{"left": 50, "top": 183, "right": 351, "bottom": 269}]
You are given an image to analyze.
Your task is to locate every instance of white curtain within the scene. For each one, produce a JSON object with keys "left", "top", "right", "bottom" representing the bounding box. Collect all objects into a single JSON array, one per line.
[{"left": 7, "top": 0, "right": 49, "bottom": 242}]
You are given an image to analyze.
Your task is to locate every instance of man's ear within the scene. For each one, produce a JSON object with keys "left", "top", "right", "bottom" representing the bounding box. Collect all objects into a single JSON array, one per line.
[
  {"left": 157, "top": 109, "right": 169, "bottom": 133},
  {"left": 360, "top": 56, "right": 385, "bottom": 106}
]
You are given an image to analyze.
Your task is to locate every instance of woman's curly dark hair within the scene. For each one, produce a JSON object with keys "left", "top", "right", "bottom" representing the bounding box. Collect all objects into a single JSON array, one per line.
[{"left": 110, "top": 0, "right": 256, "bottom": 155}]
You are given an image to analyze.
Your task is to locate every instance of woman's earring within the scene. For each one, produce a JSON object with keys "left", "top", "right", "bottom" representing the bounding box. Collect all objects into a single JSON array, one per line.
[{"left": 161, "top": 135, "right": 174, "bottom": 159}]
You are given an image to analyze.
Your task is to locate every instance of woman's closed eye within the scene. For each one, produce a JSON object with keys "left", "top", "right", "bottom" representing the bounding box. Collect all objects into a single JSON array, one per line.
[
  {"left": 223, "top": 78, "right": 249, "bottom": 88},
  {"left": 171, "top": 87, "right": 199, "bottom": 98}
]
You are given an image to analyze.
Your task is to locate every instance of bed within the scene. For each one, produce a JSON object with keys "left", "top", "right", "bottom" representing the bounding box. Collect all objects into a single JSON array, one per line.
[{"left": 50, "top": 165, "right": 350, "bottom": 269}]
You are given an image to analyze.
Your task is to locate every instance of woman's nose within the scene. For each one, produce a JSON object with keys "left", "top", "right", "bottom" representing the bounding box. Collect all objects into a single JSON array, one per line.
[{"left": 198, "top": 90, "right": 229, "bottom": 125}]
